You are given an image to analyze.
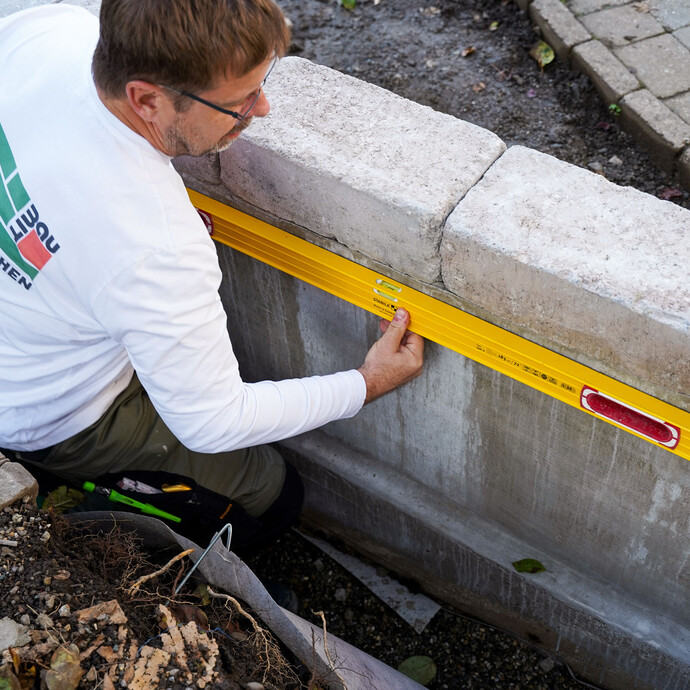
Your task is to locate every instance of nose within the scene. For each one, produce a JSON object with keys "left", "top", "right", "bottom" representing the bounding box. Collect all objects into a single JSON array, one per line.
[{"left": 251, "top": 89, "right": 270, "bottom": 118}]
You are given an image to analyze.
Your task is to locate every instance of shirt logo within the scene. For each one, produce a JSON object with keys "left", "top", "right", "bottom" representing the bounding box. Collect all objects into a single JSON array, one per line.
[{"left": 0, "top": 122, "right": 60, "bottom": 290}]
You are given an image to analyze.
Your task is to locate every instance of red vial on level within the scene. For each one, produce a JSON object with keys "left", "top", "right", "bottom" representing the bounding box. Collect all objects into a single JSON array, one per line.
[{"left": 580, "top": 387, "right": 680, "bottom": 449}]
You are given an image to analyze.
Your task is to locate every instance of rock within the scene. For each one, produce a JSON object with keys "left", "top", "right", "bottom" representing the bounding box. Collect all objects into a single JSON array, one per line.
[
  {"left": 539, "top": 656, "right": 556, "bottom": 672},
  {"left": 0, "top": 617, "right": 30, "bottom": 652},
  {"left": 36, "top": 613, "right": 53, "bottom": 630}
]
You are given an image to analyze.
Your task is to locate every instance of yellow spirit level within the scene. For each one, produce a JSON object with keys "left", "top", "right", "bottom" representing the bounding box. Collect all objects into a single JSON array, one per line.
[{"left": 188, "top": 189, "right": 690, "bottom": 462}]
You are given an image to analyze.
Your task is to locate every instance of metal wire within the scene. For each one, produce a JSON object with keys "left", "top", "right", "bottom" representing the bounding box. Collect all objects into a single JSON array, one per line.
[{"left": 173, "top": 522, "right": 233, "bottom": 596}]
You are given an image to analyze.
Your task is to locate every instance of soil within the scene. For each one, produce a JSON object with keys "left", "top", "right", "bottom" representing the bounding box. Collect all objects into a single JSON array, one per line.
[
  {"left": 0, "top": 496, "right": 304, "bottom": 689},
  {"left": 279, "top": 0, "right": 689, "bottom": 208}
]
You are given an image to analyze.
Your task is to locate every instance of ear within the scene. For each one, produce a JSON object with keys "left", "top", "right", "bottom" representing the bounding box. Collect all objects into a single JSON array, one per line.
[{"left": 125, "top": 80, "right": 171, "bottom": 122}]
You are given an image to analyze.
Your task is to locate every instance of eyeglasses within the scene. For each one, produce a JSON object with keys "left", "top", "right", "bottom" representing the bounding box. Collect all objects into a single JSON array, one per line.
[{"left": 161, "top": 57, "right": 278, "bottom": 122}]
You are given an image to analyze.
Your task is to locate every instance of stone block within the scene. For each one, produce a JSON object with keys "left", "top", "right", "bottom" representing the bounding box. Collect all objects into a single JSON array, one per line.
[
  {"left": 0, "top": 461, "right": 37, "bottom": 510},
  {"left": 649, "top": 0, "right": 690, "bottom": 31},
  {"left": 567, "top": 0, "right": 629, "bottom": 16},
  {"left": 615, "top": 34, "right": 690, "bottom": 99},
  {"left": 441, "top": 145, "right": 690, "bottom": 396},
  {"left": 219, "top": 58, "right": 505, "bottom": 284},
  {"left": 529, "top": 0, "right": 591, "bottom": 62},
  {"left": 571, "top": 40, "right": 640, "bottom": 104},
  {"left": 173, "top": 154, "right": 222, "bottom": 187},
  {"left": 620, "top": 89, "right": 690, "bottom": 173},
  {"left": 580, "top": 5, "right": 665, "bottom": 47},
  {"left": 665, "top": 91, "right": 690, "bottom": 125}
]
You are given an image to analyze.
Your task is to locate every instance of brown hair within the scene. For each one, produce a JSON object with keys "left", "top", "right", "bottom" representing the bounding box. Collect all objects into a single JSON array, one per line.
[{"left": 92, "top": 0, "right": 290, "bottom": 98}]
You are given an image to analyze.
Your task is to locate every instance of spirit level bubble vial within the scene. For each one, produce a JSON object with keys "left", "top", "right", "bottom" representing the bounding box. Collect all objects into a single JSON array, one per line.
[{"left": 188, "top": 189, "right": 690, "bottom": 463}]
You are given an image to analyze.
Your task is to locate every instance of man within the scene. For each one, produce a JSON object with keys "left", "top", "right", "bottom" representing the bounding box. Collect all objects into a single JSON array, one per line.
[{"left": 0, "top": 0, "right": 423, "bottom": 545}]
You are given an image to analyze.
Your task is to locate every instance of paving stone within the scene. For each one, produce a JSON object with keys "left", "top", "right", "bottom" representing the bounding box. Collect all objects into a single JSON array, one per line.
[
  {"left": 620, "top": 89, "right": 690, "bottom": 173},
  {"left": 219, "top": 58, "right": 505, "bottom": 284},
  {"left": 615, "top": 34, "right": 690, "bottom": 98},
  {"left": 580, "top": 5, "right": 665, "bottom": 48},
  {"left": 665, "top": 91, "right": 690, "bottom": 125},
  {"left": 441, "top": 145, "right": 690, "bottom": 392},
  {"left": 571, "top": 40, "right": 640, "bottom": 104},
  {"left": 0, "top": 461, "right": 38, "bottom": 510},
  {"left": 649, "top": 0, "right": 690, "bottom": 31},
  {"left": 530, "top": 0, "right": 591, "bottom": 62},
  {"left": 674, "top": 25, "right": 690, "bottom": 49},
  {"left": 567, "top": 0, "right": 630, "bottom": 17}
]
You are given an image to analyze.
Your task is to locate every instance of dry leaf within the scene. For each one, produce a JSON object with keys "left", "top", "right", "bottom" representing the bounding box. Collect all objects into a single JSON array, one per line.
[
  {"left": 45, "top": 645, "right": 83, "bottom": 690},
  {"left": 461, "top": 46, "right": 476, "bottom": 57},
  {"left": 529, "top": 41, "right": 555, "bottom": 69},
  {"left": 472, "top": 82, "right": 486, "bottom": 92},
  {"left": 76, "top": 600, "right": 127, "bottom": 625}
]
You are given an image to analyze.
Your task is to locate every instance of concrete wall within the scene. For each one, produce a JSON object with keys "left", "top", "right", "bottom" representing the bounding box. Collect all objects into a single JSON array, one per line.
[{"left": 176, "top": 57, "right": 690, "bottom": 689}]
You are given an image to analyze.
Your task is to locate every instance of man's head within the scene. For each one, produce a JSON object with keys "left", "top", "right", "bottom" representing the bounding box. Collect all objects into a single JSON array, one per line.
[{"left": 92, "top": 0, "right": 290, "bottom": 156}]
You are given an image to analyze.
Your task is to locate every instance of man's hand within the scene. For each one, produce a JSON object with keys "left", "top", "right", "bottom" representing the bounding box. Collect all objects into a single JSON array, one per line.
[{"left": 357, "top": 308, "right": 424, "bottom": 404}]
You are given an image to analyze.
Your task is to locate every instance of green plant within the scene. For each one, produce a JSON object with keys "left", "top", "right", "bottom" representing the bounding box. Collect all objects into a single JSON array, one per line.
[{"left": 608, "top": 103, "right": 622, "bottom": 116}]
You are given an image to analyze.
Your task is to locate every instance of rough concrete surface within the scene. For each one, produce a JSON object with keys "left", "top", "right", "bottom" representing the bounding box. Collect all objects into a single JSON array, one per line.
[
  {"left": 219, "top": 57, "right": 506, "bottom": 284},
  {"left": 281, "top": 430, "right": 690, "bottom": 690},
  {"left": 441, "top": 145, "right": 690, "bottom": 399},
  {"left": 218, "top": 245, "right": 690, "bottom": 620}
]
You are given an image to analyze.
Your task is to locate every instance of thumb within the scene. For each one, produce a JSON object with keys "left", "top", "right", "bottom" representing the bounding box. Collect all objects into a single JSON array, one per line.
[{"left": 379, "top": 308, "right": 410, "bottom": 349}]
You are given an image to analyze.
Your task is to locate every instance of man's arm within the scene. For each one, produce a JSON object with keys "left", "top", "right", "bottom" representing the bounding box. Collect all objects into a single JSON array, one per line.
[{"left": 357, "top": 308, "right": 424, "bottom": 404}]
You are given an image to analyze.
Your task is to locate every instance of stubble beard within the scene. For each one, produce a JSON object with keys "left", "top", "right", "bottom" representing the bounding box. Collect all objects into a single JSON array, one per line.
[{"left": 164, "top": 116, "right": 253, "bottom": 157}]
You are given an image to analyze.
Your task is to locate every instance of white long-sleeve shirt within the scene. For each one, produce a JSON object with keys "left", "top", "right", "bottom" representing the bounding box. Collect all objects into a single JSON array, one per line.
[{"left": 0, "top": 4, "right": 366, "bottom": 451}]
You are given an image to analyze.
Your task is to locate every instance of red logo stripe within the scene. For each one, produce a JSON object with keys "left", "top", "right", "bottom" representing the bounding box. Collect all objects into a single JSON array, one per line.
[{"left": 17, "top": 229, "right": 52, "bottom": 270}]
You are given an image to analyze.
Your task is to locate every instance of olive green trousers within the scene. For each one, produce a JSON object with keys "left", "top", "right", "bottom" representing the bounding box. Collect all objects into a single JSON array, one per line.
[{"left": 11, "top": 374, "right": 285, "bottom": 517}]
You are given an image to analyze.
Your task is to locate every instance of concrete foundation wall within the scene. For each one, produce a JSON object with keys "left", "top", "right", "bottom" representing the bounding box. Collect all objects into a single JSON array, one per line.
[{"left": 177, "top": 58, "right": 690, "bottom": 689}]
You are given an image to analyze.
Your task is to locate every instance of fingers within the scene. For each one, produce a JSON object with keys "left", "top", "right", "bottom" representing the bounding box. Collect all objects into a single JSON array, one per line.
[{"left": 378, "top": 308, "right": 410, "bottom": 347}]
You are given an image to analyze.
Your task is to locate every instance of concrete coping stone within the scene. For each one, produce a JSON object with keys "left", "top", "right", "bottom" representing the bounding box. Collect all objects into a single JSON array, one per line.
[
  {"left": 216, "top": 57, "right": 506, "bottom": 284},
  {"left": 441, "top": 145, "right": 690, "bottom": 400}
]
